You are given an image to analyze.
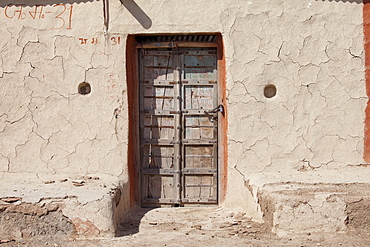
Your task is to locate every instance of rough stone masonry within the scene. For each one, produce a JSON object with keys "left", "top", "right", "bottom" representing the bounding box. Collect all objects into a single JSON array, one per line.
[{"left": 0, "top": 0, "right": 370, "bottom": 239}]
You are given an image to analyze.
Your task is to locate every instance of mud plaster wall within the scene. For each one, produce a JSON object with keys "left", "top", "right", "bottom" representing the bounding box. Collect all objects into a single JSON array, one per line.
[
  {"left": 222, "top": 1, "right": 365, "bottom": 176},
  {"left": 0, "top": 0, "right": 366, "bottom": 217},
  {"left": 0, "top": 1, "right": 129, "bottom": 177}
]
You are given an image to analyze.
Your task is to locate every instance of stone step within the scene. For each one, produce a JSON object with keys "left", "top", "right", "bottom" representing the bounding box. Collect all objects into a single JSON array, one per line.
[
  {"left": 257, "top": 183, "right": 370, "bottom": 237},
  {"left": 0, "top": 173, "right": 128, "bottom": 240}
]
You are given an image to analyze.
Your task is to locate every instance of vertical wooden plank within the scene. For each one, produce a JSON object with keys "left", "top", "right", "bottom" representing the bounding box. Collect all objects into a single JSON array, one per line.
[
  {"left": 139, "top": 50, "right": 147, "bottom": 204},
  {"left": 173, "top": 49, "right": 182, "bottom": 204},
  {"left": 140, "top": 49, "right": 179, "bottom": 205},
  {"left": 180, "top": 48, "right": 218, "bottom": 203}
]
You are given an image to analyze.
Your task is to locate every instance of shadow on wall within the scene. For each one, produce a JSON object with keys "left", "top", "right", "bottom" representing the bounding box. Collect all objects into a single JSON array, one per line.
[
  {"left": 316, "top": 0, "right": 363, "bottom": 3},
  {"left": 0, "top": 0, "right": 97, "bottom": 7},
  {"left": 119, "top": 0, "right": 152, "bottom": 29},
  {"left": 0, "top": 0, "right": 365, "bottom": 8}
]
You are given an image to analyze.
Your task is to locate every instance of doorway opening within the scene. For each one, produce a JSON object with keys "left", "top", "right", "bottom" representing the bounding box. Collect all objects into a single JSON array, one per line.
[{"left": 126, "top": 34, "right": 227, "bottom": 208}]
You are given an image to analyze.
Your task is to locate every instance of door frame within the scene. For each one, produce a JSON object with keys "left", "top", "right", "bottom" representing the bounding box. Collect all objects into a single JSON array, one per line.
[{"left": 126, "top": 33, "right": 228, "bottom": 207}]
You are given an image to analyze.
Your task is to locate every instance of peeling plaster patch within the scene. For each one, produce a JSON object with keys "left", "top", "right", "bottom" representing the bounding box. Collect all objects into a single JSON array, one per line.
[
  {"left": 297, "top": 158, "right": 316, "bottom": 172},
  {"left": 346, "top": 198, "right": 370, "bottom": 232}
]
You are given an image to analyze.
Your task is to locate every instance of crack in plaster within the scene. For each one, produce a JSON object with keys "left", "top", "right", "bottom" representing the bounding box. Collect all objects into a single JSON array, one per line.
[
  {"left": 234, "top": 164, "right": 247, "bottom": 183},
  {"left": 38, "top": 195, "right": 78, "bottom": 203},
  {"left": 0, "top": 153, "right": 10, "bottom": 172},
  {"left": 348, "top": 48, "right": 361, "bottom": 58}
]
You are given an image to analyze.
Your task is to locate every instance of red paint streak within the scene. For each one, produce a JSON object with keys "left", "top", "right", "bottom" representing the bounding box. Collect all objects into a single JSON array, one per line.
[
  {"left": 364, "top": 1, "right": 370, "bottom": 162},
  {"left": 216, "top": 33, "right": 228, "bottom": 203},
  {"left": 72, "top": 218, "right": 100, "bottom": 237},
  {"left": 67, "top": 5, "right": 73, "bottom": 29},
  {"left": 126, "top": 35, "right": 139, "bottom": 206}
]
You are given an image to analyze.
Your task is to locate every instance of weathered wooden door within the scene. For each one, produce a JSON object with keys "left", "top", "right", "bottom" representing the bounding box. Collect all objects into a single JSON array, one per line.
[{"left": 139, "top": 47, "right": 218, "bottom": 206}]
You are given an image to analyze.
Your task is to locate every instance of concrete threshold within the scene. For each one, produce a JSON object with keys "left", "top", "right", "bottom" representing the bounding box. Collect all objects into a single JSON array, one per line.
[{"left": 117, "top": 206, "right": 270, "bottom": 239}]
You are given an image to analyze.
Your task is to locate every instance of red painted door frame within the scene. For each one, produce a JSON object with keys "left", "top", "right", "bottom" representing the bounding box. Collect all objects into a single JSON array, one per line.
[{"left": 364, "top": 1, "right": 370, "bottom": 162}]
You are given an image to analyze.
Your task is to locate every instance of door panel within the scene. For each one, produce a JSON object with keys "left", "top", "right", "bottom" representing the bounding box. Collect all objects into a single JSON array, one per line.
[
  {"left": 143, "top": 85, "right": 174, "bottom": 110},
  {"left": 142, "top": 175, "right": 176, "bottom": 202},
  {"left": 140, "top": 48, "right": 218, "bottom": 206},
  {"left": 183, "top": 174, "right": 215, "bottom": 201},
  {"left": 143, "top": 51, "right": 175, "bottom": 81},
  {"left": 183, "top": 50, "right": 217, "bottom": 80},
  {"left": 143, "top": 115, "right": 175, "bottom": 140},
  {"left": 142, "top": 145, "right": 175, "bottom": 169},
  {"left": 184, "top": 145, "right": 214, "bottom": 169},
  {"left": 184, "top": 115, "right": 215, "bottom": 139},
  {"left": 184, "top": 85, "right": 214, "bottom": 110}
]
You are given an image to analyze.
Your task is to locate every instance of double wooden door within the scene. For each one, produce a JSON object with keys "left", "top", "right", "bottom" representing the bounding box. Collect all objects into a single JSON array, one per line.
[{"left": 139, "top": 47, "right": 219, "bottom": 206}]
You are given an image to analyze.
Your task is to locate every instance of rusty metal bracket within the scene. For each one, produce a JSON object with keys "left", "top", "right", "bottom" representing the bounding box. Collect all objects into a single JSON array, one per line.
[{"left": 103, "top": 0, "right": 109, "bottom": 32}]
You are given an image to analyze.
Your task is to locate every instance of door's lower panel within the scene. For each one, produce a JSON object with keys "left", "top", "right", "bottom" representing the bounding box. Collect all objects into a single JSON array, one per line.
[
  {"left": 141, "top": 174, "right": 176, "bottom": 204},
  {"left": 183, "top": 174, "right": 217, "bottom": 202}
]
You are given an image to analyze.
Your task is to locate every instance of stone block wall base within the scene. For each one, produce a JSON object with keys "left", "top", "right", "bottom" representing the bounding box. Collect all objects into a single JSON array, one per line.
[
  {"left": 0, "top": 202, "right": 73, "bottom": 241},
  {"left": 257, "top": 183, "right": 370, "bottom": 237},
  {"left": 0, "top": 174, "right": 129, "bottom": 241}
]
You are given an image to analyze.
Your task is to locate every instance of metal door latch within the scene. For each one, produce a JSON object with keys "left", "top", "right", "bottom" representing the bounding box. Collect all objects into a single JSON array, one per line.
[{"left": 204, "top": 104, "right": 224, "bottom": 114}]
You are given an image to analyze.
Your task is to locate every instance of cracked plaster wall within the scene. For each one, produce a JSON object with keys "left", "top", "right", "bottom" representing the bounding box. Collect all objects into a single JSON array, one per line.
[
  {"left": 221, "top": 0, "right": 366, "bottom": 178},
  {"left": 0, "top": 1, "right": 128, "bottom": 178},
  {"left": 0, "top": 0, "right": 367, "bottom": 215},
  {"left": 220, "top": 1, "right": 366, "bottom": 190}
]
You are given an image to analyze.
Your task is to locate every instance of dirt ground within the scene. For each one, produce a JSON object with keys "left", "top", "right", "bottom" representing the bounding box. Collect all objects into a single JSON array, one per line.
[{"left": 2, "top": 207, "right": 370, "bottom": 247}]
